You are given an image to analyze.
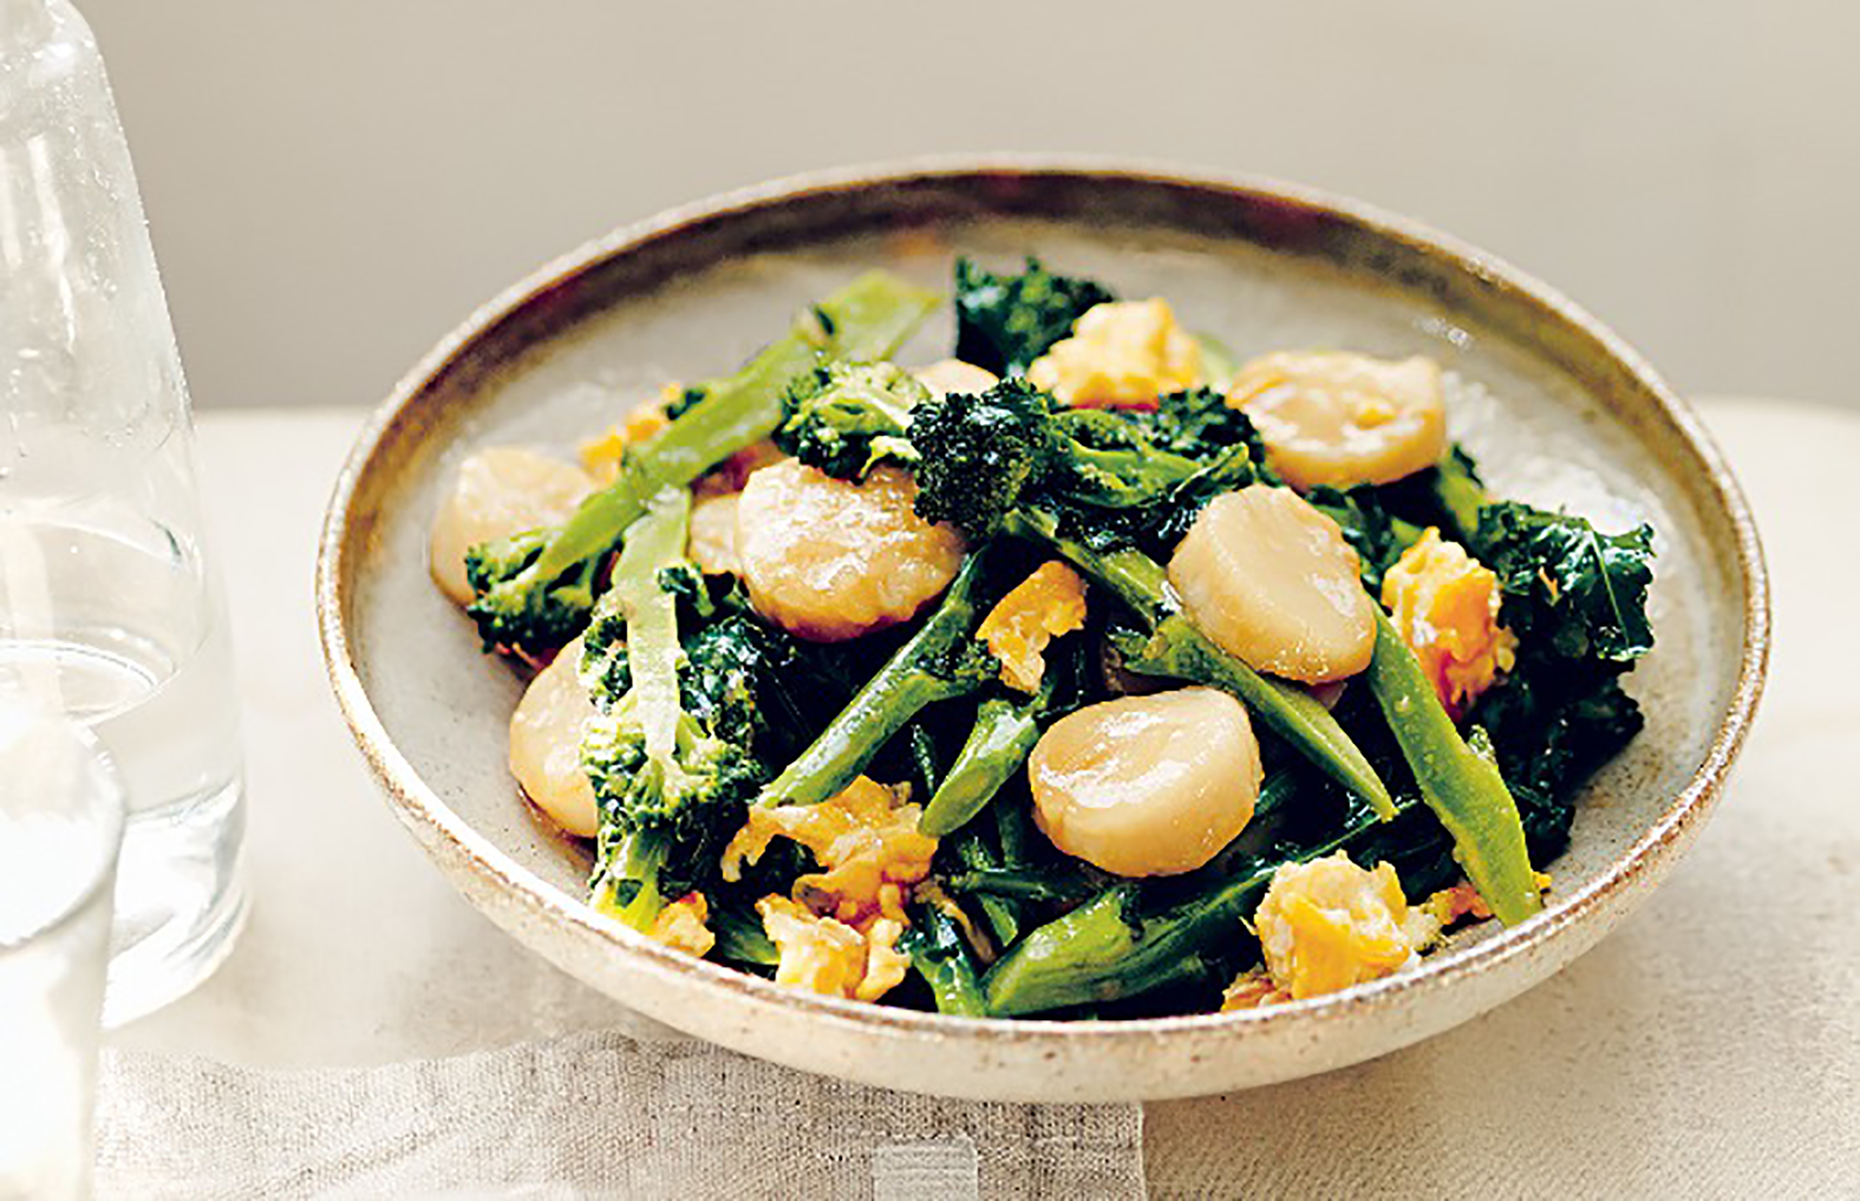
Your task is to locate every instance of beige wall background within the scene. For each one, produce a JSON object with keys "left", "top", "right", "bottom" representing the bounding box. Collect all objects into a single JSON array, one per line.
[{"left": 79, "top": 1, "right": 1857, "bottom": 410}]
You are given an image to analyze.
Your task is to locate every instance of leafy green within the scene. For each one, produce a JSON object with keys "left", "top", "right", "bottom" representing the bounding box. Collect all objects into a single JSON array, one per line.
[
  {"left": 1429, "top": 450, "right": 1659, "bottom": 862},
  {"left": 953, "top": 257, "right": 1115, "bottom": 377}
]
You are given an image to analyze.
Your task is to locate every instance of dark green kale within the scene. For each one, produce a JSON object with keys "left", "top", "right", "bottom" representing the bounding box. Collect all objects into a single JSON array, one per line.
[
  {"left": 952, "top": 257, "right": 1115, "bottom": 377},
  {"left": 1129, "top": 387, "right": 1275, "bottom": 470},
  {"left": 1305, "top": 484, "right": 1408, "bottom": 592},
  {"left": 1435, "top": 454, "right": 1659, "bottom": 861}
]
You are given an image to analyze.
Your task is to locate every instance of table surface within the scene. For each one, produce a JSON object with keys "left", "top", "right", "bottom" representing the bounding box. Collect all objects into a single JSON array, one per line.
[{"left": 114, "top": 398, "right": 1860, "bottom": 1196}]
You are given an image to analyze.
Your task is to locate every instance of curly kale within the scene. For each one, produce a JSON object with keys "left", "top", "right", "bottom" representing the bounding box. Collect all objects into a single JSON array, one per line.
[
  {"left": 953, "top": 257, "right": 1115, "bottom": 377},
  {"left": 1465, "top": 496, "right": 1656, "bottom": 859},
  {"left": 1128, "top": 387, "right": 1275, "bottom": 469}
]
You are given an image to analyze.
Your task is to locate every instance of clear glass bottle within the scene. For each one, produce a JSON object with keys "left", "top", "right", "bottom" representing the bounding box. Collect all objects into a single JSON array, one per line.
[{"left": 0, "top": 0, "right": 247, "bottom": 1025}]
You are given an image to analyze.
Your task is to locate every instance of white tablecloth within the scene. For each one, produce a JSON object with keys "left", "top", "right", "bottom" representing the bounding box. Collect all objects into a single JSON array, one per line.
[{"left": 111, "top": 398, "right": 1860, "bottom": 1196}]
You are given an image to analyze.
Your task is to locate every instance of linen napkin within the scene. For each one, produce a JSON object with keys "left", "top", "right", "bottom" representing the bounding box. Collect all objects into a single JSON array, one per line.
[{"left": 94, "top": 1030, "right": 1145, "bottom": 1199}]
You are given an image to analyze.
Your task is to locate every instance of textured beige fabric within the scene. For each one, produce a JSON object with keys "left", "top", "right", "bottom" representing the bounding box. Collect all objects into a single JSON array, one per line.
[{"left": 95, "top": 1030, "right": 1142, "bottom": 1199}]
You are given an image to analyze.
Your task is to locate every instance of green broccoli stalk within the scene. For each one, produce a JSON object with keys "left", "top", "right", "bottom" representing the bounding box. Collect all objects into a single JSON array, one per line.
[
  {"left": 917, "top": 694, "right": 1049, "bottom": 838},
  {"left": 465, "top": 270, "right": 938, "bottom": 657},
  {"left": 774, "top": 359, "right": 929, "bottom": 479},
  {"left": 752, "top": 549, "right": 1003, "bottom": 809},
  {"left": 917, "top": 627, "right": 1086, "bottom": 838},
  {"left": 582, "top": 488, "right": 764, "bottom": 932},
  {"left": 953, "top": 257, "right": 1115, "bottom": 377},
  {"left": 1364, "top": 610, "right": 1542, "bottom": 925}
]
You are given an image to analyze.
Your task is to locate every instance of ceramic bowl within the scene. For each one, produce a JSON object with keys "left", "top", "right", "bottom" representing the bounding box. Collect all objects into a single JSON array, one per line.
[{"left": 315, "top": 159, "right": 1767, "bottom": 1101}]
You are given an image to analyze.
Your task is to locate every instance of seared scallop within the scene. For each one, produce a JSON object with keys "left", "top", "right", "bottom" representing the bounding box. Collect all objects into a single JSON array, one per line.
[
  {"left": 430, "top": 447, "right": 594, "bottom": 605},
  {"left": 687, "top": 491, "right": 741, "bottom": 576},
  {"left": 1228, "top": 351, "right": 1447, "bottom": 491},
  {"left": 508, "top": 634, "right": 600, "bottom": 838},
  {"left": 734, "top": 460, "right": 966, "bottom": 642},
  {"left": 1168, "top": 485, "right": 1375, "bottom": 684},
  {"left": 1028, "top": 687, "right": 1262, "bottom": 877}
]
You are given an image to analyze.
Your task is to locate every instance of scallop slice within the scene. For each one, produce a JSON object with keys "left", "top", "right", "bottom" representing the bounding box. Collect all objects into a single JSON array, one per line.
[
  {"left": 734, "top": 459, "right": 966, "bottom": 642},
  {"left": 688, "top": 491, "right": 741, "bottom": 576},
  {"left": 1028, "top": 687, "right": 1262, "bottom": 878},
  {"left": 1168, "top": 484, "right": 1375, "bottom": 683},
  {"left": 508, "top": 634, "right": 600, "bottom": 838},
  {"left": 1228, "top": 351, "right": 1446, "bottom": 491},
  {"left": 430, "top": 447, "right": 594, "bottom": 605}
]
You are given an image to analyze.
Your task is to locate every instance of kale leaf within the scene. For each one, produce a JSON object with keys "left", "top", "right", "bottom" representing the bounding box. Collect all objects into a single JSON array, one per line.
[
  {"left": 953, "top": 257, "right": 1115, "bottom": 377},
  {"left": 1463, "top": 496, "right": 1657, "bottom": 860}
]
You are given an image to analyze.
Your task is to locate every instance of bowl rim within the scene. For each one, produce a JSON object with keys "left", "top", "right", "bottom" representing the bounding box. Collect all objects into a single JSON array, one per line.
[{"left": 315, "top": 154, "right": 1770, "bottom": 1045}]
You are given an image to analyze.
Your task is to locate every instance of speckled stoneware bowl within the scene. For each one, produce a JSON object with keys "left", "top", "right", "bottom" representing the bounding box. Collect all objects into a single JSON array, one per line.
[{"left": 316, "top": 160, "right": 1767, "bottom": 1101}]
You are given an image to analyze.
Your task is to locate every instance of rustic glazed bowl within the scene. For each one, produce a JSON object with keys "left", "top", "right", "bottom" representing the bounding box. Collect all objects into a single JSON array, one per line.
[{"left": 316, "top": 159, "right": 1767, "bottom": 1101}]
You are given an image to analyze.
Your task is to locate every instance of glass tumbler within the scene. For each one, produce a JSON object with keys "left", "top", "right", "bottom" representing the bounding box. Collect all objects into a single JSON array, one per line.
[
  {"left": 0, "top": 0, "right": 247, "bottom": 1024},
  {"left": 0, "top": 704, "right": 125, "bottom": 1200}
]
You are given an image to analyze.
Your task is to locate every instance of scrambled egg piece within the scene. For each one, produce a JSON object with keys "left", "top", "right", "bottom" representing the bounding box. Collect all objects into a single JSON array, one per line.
[
  {"left": 1219, "top": 968, "right": 1291, "bottom": 1012},
  {"left": 721, "top": 776, "right": 938, "bottom": 925},
  {"left": 976, "top": 562, "right": 1088, "bottom": 692},
  {"left": 756, "top": 896, "right": 911, "bottom": 1002},
  {"left": 1252, "top": 852, "right": 1443, "bottom": 1000},
  {"left": 578, "top": 384, "right": 678, "bottom": 483},
  {"left": 1381, "top": 528, "right": 1518, "bottom": 718},
  {"left": 646, "top": 892, "right": 716, "bottom": 958},
  {"left": 1027, "top": 299, "right": 1201, "bottom": 407}
]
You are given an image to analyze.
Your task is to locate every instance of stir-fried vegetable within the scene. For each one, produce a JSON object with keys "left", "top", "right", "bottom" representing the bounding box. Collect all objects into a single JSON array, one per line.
[{"left": 439, "top": 258, "right": 1659, "bottom": 1021}]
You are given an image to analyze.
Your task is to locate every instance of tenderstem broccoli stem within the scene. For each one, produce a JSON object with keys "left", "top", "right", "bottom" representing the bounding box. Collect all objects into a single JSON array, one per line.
[
  {"left": 999, "top": 508, "right": 1396, "bottom": 818},
  {"left": 754, "top": 550, "right": 997, "bottom": 808},
  {"left": 613, "top": 488, "right": 692, "bottom": 765},
  {"left": 919, "top": 694, "right": 1044, "bottom": 837},
  {"left": 1365, "top": 610, "right": 1542, "bottom": 925},
  {"left": 476, "top": 271, "right": 937, "bottom": 619}
]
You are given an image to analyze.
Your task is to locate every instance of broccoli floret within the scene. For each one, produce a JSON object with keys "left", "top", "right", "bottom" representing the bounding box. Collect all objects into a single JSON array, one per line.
[
  {"left": 464, "top": 271, "right": 938, "bottom": 658},
  {"left": 464, "top": 528, "right": 602, "bottom": 658},
  {"left": 953, "top": 257, "right": 1115, "bottom": 377},
  {"left": 581, "top": 489, "right": 767, "bottom": 931},
  {"left": 908, "top": 378, "right": 1253, "bottom": 554},
  {"left": 906, "top": 379, "right": 1059, "bottom": 538},
  {"left": 775, "top": 360, "right": 930, "bottom": 480}
]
